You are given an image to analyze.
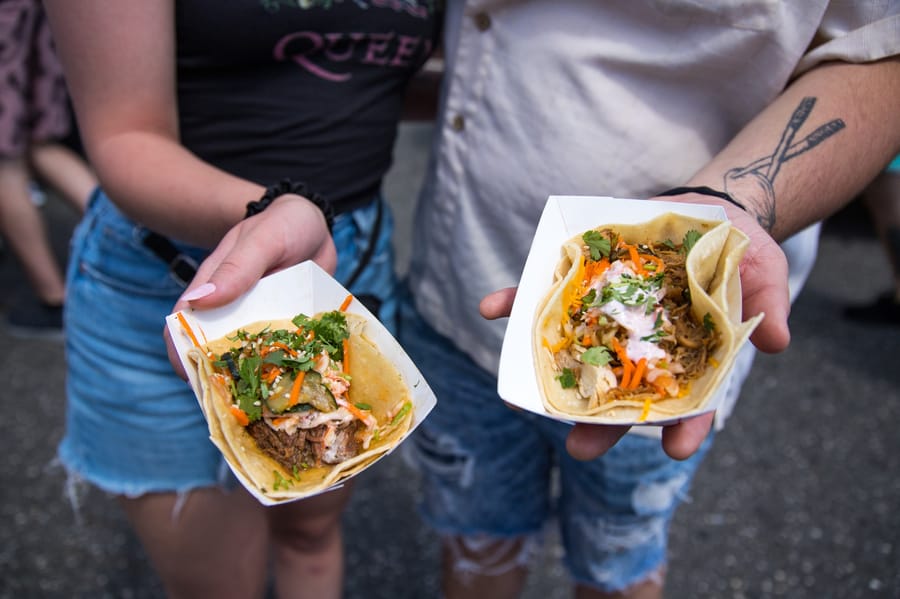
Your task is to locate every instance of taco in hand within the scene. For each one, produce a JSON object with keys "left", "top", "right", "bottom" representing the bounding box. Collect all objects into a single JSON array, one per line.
[
  {"left": 533, "top": 213, "right": 761, "bottom": 423},
  {"left": 188, "top": 309, "right": 413, "bottom": 501}
]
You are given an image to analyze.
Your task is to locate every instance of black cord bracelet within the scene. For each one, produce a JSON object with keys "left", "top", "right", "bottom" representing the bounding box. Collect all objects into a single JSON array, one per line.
[
  {"left": 245, "top": 178, "right": 335, "bottom": 233},
  {"left": 657, "top": 185, "right": 748, "bottom": 212}
]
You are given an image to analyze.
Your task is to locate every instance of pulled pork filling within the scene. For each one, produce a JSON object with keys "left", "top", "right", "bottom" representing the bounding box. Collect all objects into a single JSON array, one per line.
[
  {"left": 210, "top": 311, "right": 377, "bottom": 471},
  {"left": 247, "top": 419, "right": 363, "bottom": 470},
  {"left": 548, "top": 227, "right": 719, "bottom": 409}
]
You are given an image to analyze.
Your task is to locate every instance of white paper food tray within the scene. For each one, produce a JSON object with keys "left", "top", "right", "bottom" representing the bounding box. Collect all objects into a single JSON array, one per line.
[
  {"left": 167, "top": 260, "right": 436, "bottom": 505},
  {"left": 498, "top": 195, "right": 739, "bottom": 427}
]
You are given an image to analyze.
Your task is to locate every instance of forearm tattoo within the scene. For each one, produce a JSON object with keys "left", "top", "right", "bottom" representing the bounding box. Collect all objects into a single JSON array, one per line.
[{"left": 723, "top": 97, "right": 845, "bottom": 232}]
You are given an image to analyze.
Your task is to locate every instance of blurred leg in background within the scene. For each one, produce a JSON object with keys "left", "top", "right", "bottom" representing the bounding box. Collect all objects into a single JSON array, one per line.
[
  {"left": 0, "top": 0, "right": 96, "bottom": 337},
  {"left": 844, "top": 155, "right": 900, "bottom": 325}
]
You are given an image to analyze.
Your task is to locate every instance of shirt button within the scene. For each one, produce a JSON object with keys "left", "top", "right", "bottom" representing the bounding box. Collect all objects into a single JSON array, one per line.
[
  {"left": 451, "top": 114, "right": 465, "bottom": 131},
  {"left": 473, "top": 12, "right": 491, "bottom": 31}
]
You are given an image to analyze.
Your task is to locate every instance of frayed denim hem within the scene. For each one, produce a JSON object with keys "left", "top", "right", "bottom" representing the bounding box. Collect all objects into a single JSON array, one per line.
[{"left": 53, "top": 453, "right": 235, "bottom": 523}]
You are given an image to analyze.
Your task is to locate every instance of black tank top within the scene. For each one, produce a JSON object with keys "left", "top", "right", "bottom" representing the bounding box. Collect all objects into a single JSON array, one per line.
[{"left": 175, "top": 1, "right": 441, "bottom": 212}]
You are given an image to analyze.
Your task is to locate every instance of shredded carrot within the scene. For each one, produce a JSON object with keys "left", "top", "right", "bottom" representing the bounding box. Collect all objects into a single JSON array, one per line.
[
  {"left": 629, "top": 358, "right": 647, "bottom": 390},
  {"left": 272, "top": 341, "right": 296, "bottom": 356},
  {"left": 584, "top": 258, "right": 610, "bottom": 283},
  {"left": 621, "top": 360, "right": 633, "bottom": 388},
  {"left": 342, "top": 338, "right": 350, "bottom": 374},
  {"left": 582, "top": 334, "right": 593, "bottom": 347},
  {"left": 272, "top": 416, "right": 289, "bottom": 427},
  {"left": 176, "top": 312, "right": 201, "bottom": 348},
  {"left": 262, "top": 365, "right": 281, "bottom": 384},
  {"left": 339, "top": 293, "right": 354, "bottom": 312},
  {"left": 611, "top": 337, "right": 634, "bottom": 387},
  {"left": 344, "top": 402, "right": 370, "bottom": 424},
  {"left": 230, "top": 406, "right": 250, "bottom": 427},
  {"left": 287, "top": 371, "right": 306, "bottom": 408},
  {"left": 626, "top": 244, "right": 647, "bottom": 276},
  {"left": 641, "top": 254, "right": 665, "bottom": 273}
]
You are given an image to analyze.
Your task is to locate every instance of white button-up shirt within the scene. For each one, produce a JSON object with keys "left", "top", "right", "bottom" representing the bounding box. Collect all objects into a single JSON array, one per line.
[{"left": 408, "top": 0, "right": 899, "bottom": 429}]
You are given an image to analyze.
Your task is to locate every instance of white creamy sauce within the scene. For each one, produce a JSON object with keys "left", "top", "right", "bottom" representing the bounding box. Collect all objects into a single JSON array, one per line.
[
  {"left": 268, "top": 406, "right": 353, "bottom": 435},
  {"left": 594, "top": 261, "right": 667, "bottom": 363}
]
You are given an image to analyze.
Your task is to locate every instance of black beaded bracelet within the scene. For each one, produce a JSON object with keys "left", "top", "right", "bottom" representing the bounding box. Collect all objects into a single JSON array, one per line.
[
  {"left": 657, "top": 185, "right": 748, "bottom": 213},
  {"left": 245, "top": 178, "right": 335, "bottom": 233}
]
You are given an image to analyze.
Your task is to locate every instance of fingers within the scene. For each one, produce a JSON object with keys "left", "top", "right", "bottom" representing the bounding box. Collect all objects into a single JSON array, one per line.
[
  {"left": 660, "top": 411, "right": 714, "bottom": 460},
  {"left": 739, "top": 228, "right": 792, "bottom": 354},
  {"left": 648, "top": 193, "right": 794, "bottom": 354},
  {"left": 167, "top": 198, "right": 336, "bottom": 378},
  {"left": 479, "top": 287, "right": 517, "bottom": 320},
  {"left": 171, "top": 229, "right": 239, "bottom": 313},
  {"left": 565, "top": 423, "right": 630, "bottom": 461},
  {"left": 565, "top": 411, "right": 714, "bottom": 462},
  {"left": 176, "top": 198, "right": 337, "bottom": 311}
]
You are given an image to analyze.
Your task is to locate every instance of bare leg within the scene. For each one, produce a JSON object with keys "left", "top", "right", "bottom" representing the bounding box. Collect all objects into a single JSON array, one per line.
[
  {"left": 0, "top": 157, "right": 66, "bottom": 304},
  {"left": 267, "top": 482, "right": 354, "bottom": 599},
  {"left": 119, "top": 486, "right": 269, "bottom": 599},
  {"left": 442, "top": 536, "right": 530, "bottom": 599},
  {"left": 28, "top": 142, "right": 97, "bottom": 214}
]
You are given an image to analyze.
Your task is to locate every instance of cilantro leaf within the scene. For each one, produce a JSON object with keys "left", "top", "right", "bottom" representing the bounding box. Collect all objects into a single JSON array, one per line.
[
  {"left": 582, "top": 346, "right": 612, "bottom": 367},
  {"left": 557, "top": 368, "right": 577, "bottom": 389},
  {"left": 682, "top": 230, "right": 702, "bottom": 254},
  {"left": 583, "top": 230, "right": 611, "bottom": 261},
  {"left": 293, "top": 311, "right": 350, "bottom": 358},
  {"left": 703, "top": 313, "right": 715, "bottom": 332}
]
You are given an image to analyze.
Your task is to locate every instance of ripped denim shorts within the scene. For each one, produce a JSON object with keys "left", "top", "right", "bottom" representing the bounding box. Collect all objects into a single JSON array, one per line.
[
  {"left": 59, "top": 188, "right": 398, "bottom": 496},
  {"left": 398, "top": 293, "right": 713, "bottom": 593}
]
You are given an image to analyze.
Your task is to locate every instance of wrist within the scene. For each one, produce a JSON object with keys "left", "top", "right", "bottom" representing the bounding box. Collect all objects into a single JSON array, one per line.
[
  {"left": 245, "top": 178, "right": 335, "bottom": 233},
  {"left": 656, "top": 185, "right": 748, "bottom": 212}
]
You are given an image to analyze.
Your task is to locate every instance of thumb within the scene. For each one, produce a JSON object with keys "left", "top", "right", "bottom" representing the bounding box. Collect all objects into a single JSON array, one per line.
[
  {"left": 739, "top": 237, "right": 791, "bottom": 354},
  {"left": 480, "top": 287, "right": 518, "bottom": 320},
  {"left": 565, "top": 424, "right": 630, "bottom": 460}
]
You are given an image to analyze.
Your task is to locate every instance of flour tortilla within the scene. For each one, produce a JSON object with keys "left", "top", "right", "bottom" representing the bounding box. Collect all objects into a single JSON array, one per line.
[
  {"left": 189, "top": 313, "right": 414, "bottom": 501},
  {"left": 532, "top": 213, "right": 762, "bottom": 423}
]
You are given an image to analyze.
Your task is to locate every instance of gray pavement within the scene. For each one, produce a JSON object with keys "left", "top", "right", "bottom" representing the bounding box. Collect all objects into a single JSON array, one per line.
[{"left": 1, "top": 123, "right": 898, "bottom": 598}]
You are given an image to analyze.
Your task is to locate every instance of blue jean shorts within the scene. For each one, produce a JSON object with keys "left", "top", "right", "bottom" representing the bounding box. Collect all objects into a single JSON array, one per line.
[
  {"left": 59, "top": 188, "right": 398, "bottom": 496},
  {"left": 398, "top": 294, "right": 713, "bottom": 592}
]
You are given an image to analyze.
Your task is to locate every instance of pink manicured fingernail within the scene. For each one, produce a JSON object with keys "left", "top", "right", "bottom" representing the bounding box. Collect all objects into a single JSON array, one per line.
[{"left": 182, "top": 282, "right": 216, "bottom": 301}]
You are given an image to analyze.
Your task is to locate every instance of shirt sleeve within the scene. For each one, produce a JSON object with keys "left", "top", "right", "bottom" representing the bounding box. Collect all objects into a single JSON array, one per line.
[{"left": 793, "top": 3, "right": 900, "bottom": 76}]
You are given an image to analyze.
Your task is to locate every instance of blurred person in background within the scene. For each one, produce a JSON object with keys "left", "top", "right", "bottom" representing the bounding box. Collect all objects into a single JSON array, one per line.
[
  {"left": 175, "top": 3, "right": 900, "bottom": 598},
  {"left": 844, "top": 154, "right": 900, "bottom": 325},
  {"left": 43, "top": 1, "right": 441, "bottom": 598},
  {"left": 0, "top": 0, "right": 96, "bottom": 337}
]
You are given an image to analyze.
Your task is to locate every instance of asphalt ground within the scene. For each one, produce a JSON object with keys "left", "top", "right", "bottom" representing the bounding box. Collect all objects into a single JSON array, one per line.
[{"left": 1, "top": 123, "right": 898, "bottom": 598}]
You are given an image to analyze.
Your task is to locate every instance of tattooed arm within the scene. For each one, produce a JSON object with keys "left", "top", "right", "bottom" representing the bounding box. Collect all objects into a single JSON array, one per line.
[
  {"left": 685, "top": 57, "right": 900, "bottom": 242},
  {"left": 560, "top": 57, "right": 900, "bottom": 462}
]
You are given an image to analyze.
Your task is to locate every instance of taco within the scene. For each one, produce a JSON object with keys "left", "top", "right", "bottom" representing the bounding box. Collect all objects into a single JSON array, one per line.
[
  {"left": 532, "top": 212, "right": 762, "bottom": 423},
  {"left": 188, "top": 309, "right": 413, "bottom": 501}
]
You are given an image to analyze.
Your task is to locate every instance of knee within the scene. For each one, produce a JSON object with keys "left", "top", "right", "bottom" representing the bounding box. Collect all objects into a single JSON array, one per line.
[
  {"left": 444, "top": 533, "right": 538, "bottom": 577},
  {"left": 270, "top": 511, "right": 343, "bottom": 555}
]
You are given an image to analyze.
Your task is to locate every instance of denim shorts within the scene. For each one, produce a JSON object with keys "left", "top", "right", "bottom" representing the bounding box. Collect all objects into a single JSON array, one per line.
[
  {"left": 59, "top": 188, "right": 398, "bottom": 496},
  {"left": 398, "top": 293, "right": 713, "bottom": 593}
]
